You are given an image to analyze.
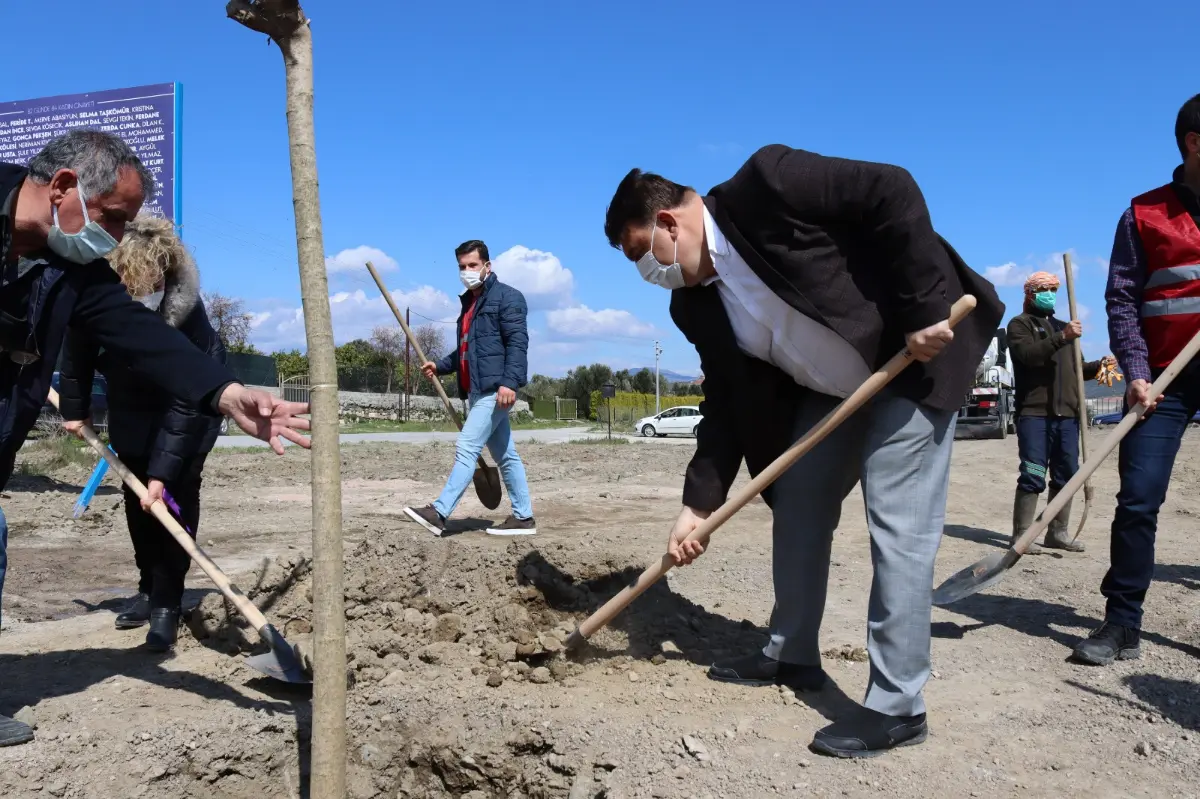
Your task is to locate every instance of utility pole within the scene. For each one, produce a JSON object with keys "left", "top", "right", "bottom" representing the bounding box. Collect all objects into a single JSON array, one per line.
[{"left": 654, "top": 340, "right": 663, "bottom": 415}]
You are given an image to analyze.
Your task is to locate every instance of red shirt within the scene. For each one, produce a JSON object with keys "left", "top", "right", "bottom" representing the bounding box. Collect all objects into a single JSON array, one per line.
[{"left": 458, "top": 294, "right": 479, "bottom": 393}]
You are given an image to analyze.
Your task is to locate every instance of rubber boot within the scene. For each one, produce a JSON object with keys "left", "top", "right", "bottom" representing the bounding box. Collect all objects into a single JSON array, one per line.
[
  {"left": 1043, "top": 486, "right": 1085, "bottom": 552},
  {"left": 1012, "top": 489, "right": 1043, "bottom": 554},
  {"left": 144, "top": 608, "right": 180, "bottom": 653}
]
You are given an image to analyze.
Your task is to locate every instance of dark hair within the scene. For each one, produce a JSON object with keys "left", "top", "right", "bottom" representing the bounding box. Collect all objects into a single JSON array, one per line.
[
  {"left": 455, "top": 239, "right": 489, "bottom": 263},
  {"left": 1176, "top": 93, "right": 1200, "bottom": 160},
  {"left": 603, "top": 169, "right": 692, "bottom": 249}
]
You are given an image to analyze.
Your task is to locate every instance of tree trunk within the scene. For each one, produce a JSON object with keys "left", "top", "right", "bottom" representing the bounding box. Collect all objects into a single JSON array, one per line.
[{"left": 226, "top": 3, "right": 345, "bottom": 797}]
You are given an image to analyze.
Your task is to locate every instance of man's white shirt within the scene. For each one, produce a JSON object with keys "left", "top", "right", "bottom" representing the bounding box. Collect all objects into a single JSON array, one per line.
[{"left": 701, "top": 205, "right": 870, "bottom": 398}]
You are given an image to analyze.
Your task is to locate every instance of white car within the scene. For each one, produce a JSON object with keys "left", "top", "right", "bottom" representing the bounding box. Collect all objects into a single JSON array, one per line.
[{"left": 636, "top": 406, "right": 702, "bottom": 438}]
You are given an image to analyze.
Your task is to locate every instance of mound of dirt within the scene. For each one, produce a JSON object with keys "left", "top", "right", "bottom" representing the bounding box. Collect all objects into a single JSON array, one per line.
[{"left": 181, "top": 533, "right": 743, "bottom": 797}]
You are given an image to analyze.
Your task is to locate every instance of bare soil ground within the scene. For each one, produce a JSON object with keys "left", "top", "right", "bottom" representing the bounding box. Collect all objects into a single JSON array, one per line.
[{"left": 1, "top": 431, "right": 1198, "bottom": 799}]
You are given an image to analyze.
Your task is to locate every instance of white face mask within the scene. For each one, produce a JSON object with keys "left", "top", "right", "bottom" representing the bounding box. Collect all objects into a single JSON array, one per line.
[
  {"left": 460, "top": 267, "right": 486, "bottom": 290},
  {"left": 137, "top": 289, "right": 165, "bottom": 311},
  {"left": 46, "top": 186, "right": 120, "bottom": 265},
  {"left": 636, "top": 224, "right": 686, "bottom": 290}
]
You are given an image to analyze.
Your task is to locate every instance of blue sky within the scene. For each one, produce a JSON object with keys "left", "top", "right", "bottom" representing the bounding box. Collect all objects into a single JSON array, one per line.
[{"left": 4, "top": 1, "right": 1192, "bottom": 376}]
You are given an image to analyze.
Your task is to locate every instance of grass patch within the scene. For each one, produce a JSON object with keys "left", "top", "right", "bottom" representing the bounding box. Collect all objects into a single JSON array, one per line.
[
  {"left": 567, "top": 436, "right": 629, "bottom": 445},
  {"left": 16, "top": 435, "right": 99, "bottom": 476}
]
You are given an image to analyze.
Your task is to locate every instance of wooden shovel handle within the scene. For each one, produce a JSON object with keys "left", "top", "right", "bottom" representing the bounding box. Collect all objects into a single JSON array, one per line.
[
  {"left": 570, "top": 294, "right": 979, "bottom": 644},
  {"left": 1062, "top": 253, "right": 1091, "bottom": 540},
  {"left": 47, "top": 388, "right": 271, "bottom": 631},
  {"left": 365, "top": 261, "right": 464, "bottom": 430},
  {"left": 1009, "top": 322, "right": 1200, "bottom": 555}
]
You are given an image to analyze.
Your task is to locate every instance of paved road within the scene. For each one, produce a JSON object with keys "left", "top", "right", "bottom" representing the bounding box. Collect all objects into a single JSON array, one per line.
[{"left": 213, "top": 427, "right": 699, "bottom": 449}]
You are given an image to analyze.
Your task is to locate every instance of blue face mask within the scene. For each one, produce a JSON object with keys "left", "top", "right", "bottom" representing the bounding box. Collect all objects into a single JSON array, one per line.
[
  {"left": 46, "top": 186, "right": 120, "bottom": 265},
  {"left": 1033, "top": 291, "right": 1056, "bottom": 313}
]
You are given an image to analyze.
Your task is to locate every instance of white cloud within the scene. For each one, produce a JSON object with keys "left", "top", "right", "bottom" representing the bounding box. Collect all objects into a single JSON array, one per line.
[
  {"left": 984, "top": 250, "right": 1085, "bottom": 288},
  {"left": 545, "top": 305, "right": 656, "bottom": 339},
  {"left": 1076, "top": 303, "right": 1091, "bottom": 321},
  {"left": 491, "top": 245, "right": 574, "bottom": 310},
  {"left": 249, "top": 284, "right": 457, "bottom": 351},
  {"left": 325, "top": 245, "right": 398, "bottom": 275},
  {"left": 984, "top": 262, "right": 1028, "bottom": 287}
]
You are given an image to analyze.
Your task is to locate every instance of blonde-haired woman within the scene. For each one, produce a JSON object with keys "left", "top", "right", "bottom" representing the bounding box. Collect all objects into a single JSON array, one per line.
[{"left": 59, "top": 214, "right": 225, "bottom": 651}]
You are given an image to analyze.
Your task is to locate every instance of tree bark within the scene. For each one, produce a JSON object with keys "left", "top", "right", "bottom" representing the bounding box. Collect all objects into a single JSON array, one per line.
[{"left": 227, "top": 3, "right": 345, "bottom": 797}]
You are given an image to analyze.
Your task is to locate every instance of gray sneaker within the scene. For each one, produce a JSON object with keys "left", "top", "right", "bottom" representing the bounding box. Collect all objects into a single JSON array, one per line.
[
  {"left": 486, "top": 515, "right": 537, "bottom": 536},
  {"left": 403, "top": 505, "right": 446, "bottom": 536}
]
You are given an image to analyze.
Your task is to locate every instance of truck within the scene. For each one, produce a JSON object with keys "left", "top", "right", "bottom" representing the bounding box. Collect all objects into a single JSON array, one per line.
[{"left": 954, "top": 328, "right": 1016, "bottom": 440}]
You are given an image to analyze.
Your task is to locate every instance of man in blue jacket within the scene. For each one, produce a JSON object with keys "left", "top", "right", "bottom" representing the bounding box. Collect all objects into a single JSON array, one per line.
[{"left": 404, "top": 240, "right": 536, "bottom": 536}]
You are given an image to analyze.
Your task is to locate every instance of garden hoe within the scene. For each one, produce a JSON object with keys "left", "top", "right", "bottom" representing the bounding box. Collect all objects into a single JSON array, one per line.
[
  {"left": 933, "top": 323, "right": 1200, "bottom": 607},
  {"left": 365, "top": 261, "right": 503, "bottom": 511},
  {"left": 564, "top": 294, "right": 979, "bottom": 651},
  {"left": 48, "top": 389, "right": 311, "bottom": 685}
]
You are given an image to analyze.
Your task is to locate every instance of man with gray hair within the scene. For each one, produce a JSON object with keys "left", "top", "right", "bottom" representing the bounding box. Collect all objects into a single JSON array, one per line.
[{"left": 0, "top": 129, "right": 312, "bottom": 747}]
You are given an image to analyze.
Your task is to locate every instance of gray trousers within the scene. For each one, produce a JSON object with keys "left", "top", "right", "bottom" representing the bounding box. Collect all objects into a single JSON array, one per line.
[{"left": 761, "top": 389, "right": 955, "bottom": 717}]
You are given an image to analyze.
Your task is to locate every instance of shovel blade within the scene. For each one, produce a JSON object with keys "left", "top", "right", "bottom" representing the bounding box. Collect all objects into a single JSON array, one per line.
[
  {"left": 932, "top": 549, "right": 1021, "bottom": 607},
  {"left": 244, "top": 624, "right": 312, "bottom": 684},
  {"left": 473, "top": 464, "right": 502, "bottom": 510}
]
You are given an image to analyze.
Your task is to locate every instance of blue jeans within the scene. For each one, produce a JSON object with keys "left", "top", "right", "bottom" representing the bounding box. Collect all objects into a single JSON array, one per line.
[
  {"left": 1015, "top": 415, "right": 1079, "bottom": 493},
  {"left": 0, "top": 504, "right": 6, "bottom": 631},
  {"left": 434, "top": 391, "right": 533, "bottom": 519},
  {"left": 1102, "top": 362, "right": 1200, "bottom": 629}
]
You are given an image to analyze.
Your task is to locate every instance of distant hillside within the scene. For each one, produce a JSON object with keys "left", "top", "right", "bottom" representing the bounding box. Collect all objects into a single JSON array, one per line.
[{"left": 630, "top": 366, "right": 699, "bottom": 383}]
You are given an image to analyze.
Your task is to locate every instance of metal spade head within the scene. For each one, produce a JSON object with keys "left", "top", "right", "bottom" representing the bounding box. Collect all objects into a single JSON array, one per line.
[
  {"left": 932, "top": 549, "right": 1021, "bottom": 607},
  {"left": 244, "top": 624, "right": 312, "bottom": 684},
  {"left": 473, "top": 464, "right": 503, "bottom": 510},
  {"left": 563, "top": 628, "right": 586, "bottom": 653}
]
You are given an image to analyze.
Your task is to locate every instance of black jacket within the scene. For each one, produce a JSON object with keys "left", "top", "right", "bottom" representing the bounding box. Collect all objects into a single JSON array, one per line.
[
  {"left": 1007, "top": 309, "right": 1102, "bottom": 418},
  {"left": 434, "top": 273, "right": 529, "bottom": 400},
  {"left": 675, "top": 145, "right": 1005, "bottom": 511},
  {"left": 59, "top": 254, "right": 225, "bottom": 482},
  {"left": 0, "top": 163, "right": 235, "bottom": 489}
]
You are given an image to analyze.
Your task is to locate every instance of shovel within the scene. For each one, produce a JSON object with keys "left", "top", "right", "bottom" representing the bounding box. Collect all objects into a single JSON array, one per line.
[
  {"left": 364, "top": 261, "right": 503, "bottom": 511},
  {"left": 48, "top": 389, "right": 311, "bottom": 684},
  {"left": 933, "top": 324, "right": 1200, "bottom": 607},
  {"left": 564, "top": 294, "right": 979, "bottom": 651},
  {"left": 73, "top": 456, "right": 110, "bottom": 518}
]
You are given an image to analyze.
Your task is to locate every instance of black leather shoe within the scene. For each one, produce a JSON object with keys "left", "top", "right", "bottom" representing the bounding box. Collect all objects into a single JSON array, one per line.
[
  {"left": 707, "top": 651, "right": 827, "bottom": 692},
  {"left": 811, "top": 706, "right": 928, "bottom": 758},
  {"left": 1072, "top": 621, "right": 1141, "bottom": 666},
  {"left": 144, "top": 608, "right": 180, "bottom": 652},
  {"left": 115, "top": 593, "right": 151, "bottom": 629}
]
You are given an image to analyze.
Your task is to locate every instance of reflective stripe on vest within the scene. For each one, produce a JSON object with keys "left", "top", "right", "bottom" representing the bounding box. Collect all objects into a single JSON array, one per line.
[{"left": 1131, "top": 185, "right": 1200, "bottom": 366}]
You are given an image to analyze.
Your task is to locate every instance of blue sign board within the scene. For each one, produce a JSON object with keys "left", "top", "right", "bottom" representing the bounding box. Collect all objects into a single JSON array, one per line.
[{"left": 0, "top": 82, "right": 182, "bottom": 225}]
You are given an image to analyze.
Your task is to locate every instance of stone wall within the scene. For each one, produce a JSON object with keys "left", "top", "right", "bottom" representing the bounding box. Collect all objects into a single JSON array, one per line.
[
  {"left": 338, "top": 391, "right": 530, "bottom": 422},
  {"left": 246, "top": 385, "right": 530, "bottom": 421}
]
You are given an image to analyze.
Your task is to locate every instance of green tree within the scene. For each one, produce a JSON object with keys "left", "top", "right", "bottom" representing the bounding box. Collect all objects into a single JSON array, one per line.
[
  {"left": 335, "top": 339, "right": 381, "bottom": 370},
  {"left": 630, "top": 368, "right": 655, "bottom": 395},
  {"left": 273, "top": 348, "right": 309, "bottom": 379},
  {"left": 524, "top": 373, "right": 564, "bottom": 401},
  {"left": 562, "top": 363, "right": 614, "bottom": 419}
]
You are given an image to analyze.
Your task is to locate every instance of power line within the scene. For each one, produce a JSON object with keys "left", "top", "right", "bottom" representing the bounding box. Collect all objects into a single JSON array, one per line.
[{"left": 408, "top": 310, "right": 455, "bottom": 326}]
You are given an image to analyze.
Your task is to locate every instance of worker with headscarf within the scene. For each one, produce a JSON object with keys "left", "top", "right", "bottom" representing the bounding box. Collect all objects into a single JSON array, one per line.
[{"left": 1006, "top": 270, "right": 1114, "bottom": 552}]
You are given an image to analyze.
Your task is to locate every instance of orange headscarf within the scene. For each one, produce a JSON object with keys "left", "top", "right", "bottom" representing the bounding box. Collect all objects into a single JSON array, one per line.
[{"left": 1023, "top": 271, "right": 1060, "bottom": 293}]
